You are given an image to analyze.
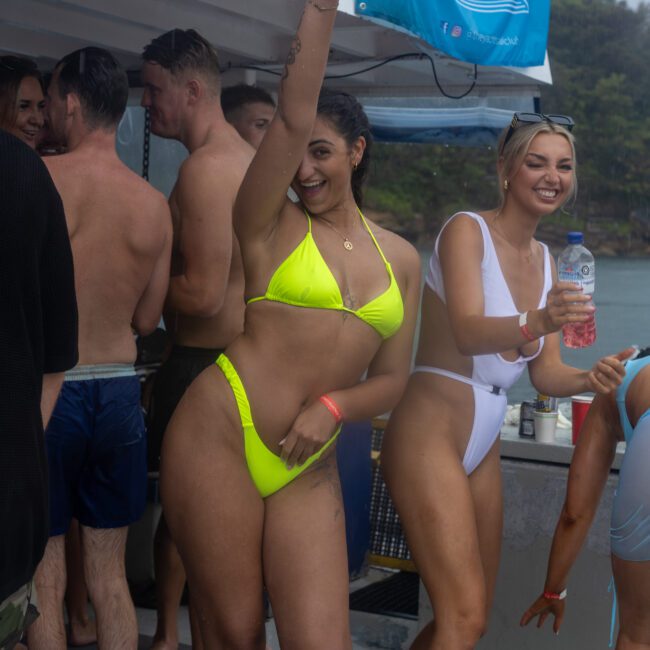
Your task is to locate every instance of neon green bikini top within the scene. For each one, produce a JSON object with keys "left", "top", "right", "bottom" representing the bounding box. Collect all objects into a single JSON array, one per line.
[{"left": 247, "top": 210, "right": 404, "bottom": 339}]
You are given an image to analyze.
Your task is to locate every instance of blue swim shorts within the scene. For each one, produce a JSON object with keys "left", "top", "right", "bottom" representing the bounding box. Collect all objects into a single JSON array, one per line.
[{"left": 45, "top": 365, "right": 147, "bottom": 536}]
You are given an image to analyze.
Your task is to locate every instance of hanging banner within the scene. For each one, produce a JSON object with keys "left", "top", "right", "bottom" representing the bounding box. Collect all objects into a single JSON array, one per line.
[{"left": 355, "top": 0, "right": 550, "bottom": 67}]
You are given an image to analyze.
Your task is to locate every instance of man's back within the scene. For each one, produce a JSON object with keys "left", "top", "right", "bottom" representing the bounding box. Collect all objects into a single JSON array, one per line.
[
  {"left": 139, "top": 29, "right": 256, "bottom": 646},
  {"left": 165, "top": 126, "right": 252, "bottom": 348},
  {"left": 46, "top": 148, "right": 171, "bottom": 365}
]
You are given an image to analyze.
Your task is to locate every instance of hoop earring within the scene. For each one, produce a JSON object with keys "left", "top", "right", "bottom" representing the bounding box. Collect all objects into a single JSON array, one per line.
[{"left": 503, "top": 179, "right": 509, "bottom": 191}]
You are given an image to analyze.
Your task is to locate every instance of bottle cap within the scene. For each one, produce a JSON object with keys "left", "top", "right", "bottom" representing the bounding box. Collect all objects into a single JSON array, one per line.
[{"left": 567, "top": 231, "right": 583, "bottom": 244}]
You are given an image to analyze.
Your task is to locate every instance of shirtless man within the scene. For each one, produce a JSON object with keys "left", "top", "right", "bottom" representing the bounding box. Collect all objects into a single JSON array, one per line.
[
  {"left": 221, "top": 83, "right": 275, "bottom": 150},
  {"left": 140, "top": 29, "right": 253, "bottom": 650},
  {"left": 28, "top": 47, "right": 172, "bottom": 650}
]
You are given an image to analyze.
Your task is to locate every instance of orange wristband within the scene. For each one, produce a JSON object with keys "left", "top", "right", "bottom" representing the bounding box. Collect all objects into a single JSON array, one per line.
[
  {"left": 519, "top": 312, "right": 536, "bottom": 342},
  {"left": 319, "top": 394, "right": 343, "bottom": 424}
]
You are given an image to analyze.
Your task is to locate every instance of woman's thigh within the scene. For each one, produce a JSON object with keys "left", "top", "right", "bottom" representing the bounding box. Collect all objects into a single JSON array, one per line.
[
  {"left": 263, "top": 450, "right": 351, "bottom": 650},
  {"left": 160, "top": 366, "right": 266, "bottom": 646},
  {"left": 612, "top": 555, "right": 650, "bottom": 646},
  {"left": 468, "top": 441, "right": 503, "bottom": 615},
  {"left": 382, "top": 380, "right": 502, "bottom": 620}
]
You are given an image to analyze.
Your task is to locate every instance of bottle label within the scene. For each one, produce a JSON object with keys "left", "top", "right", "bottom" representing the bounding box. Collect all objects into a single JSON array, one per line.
[
  {"left": 519, "top": 401, "right": 535, "bottom": 437},
  {"left": 559, "top": 262, "right": 595, "bottom": 294}
]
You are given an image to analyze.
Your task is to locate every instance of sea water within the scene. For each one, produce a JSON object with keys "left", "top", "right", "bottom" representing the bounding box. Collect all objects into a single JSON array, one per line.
[{"left": 417, "top": 254, "right": 650, "bottom": 405}]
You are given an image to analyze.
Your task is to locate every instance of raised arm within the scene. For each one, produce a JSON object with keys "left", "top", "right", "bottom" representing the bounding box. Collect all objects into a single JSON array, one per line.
[
  {"left": 233, "top": 0, "right": 338, "bottom": 246},
  {"left": 132, "top": 198, "right": 172, "bottom": 335},
  {"left": 164, "top": 156, "right": 236, "bottom": 318},
  {"left": 520, "top": 393, "right": 619, "bottom": 634}
]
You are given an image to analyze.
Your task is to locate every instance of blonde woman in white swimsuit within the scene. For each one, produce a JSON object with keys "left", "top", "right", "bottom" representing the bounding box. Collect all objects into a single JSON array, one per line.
[{"left": 382, "top": 114, "right": 633, "bottom": 650}]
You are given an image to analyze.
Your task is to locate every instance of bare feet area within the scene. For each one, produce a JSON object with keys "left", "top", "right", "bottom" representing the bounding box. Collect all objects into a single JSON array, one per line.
[
  {"left": 149, "top": 638, "right": 178, "bottom": 650},
  {"left": 68, "top": 617, "right": 97, "bottom": 647},
  {"left": 146, "top": 637, "right": 271, "bottom": 650}
]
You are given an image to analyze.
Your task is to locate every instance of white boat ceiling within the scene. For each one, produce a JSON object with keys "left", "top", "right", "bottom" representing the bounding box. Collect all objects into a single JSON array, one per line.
[{"left": 0, "top": 0, "right": 550, "bottom": 100}]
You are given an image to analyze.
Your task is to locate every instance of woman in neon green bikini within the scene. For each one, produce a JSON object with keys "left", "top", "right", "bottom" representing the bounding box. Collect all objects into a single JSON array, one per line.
[{"left": 160, "top": 1, "right": 421, "bottom": 646}]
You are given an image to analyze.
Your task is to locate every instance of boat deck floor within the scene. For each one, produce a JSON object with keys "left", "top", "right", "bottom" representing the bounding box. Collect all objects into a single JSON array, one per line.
[{"left": 66, "top": 569, "right": 419, "bottom": 650}]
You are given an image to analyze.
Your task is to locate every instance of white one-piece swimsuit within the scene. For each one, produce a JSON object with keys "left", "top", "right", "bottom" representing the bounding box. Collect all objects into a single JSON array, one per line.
[{"left": 416, "top": 211, "right": 552, "bottom": 474}]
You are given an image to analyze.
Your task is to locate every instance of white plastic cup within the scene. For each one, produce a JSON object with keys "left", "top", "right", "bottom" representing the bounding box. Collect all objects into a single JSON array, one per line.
[{"left": 534, "top": 411, "right": 558, "bottom": 444}]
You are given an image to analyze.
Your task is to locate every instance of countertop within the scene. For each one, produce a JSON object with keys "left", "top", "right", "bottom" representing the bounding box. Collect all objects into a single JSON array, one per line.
[{"left": 500, "top": 425, "right": 625, "bottom": 470}]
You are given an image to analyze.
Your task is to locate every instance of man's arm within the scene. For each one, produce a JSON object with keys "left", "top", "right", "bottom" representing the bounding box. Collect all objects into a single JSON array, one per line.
[
  {"left": 132, "top": 198, "right": 173, "bottom": 335},
  {"left": 39, "top": 163, "right": 78, "bottom": 373},
  {"left": 165, "top": 155, "right": 237, "bottom": 318},
  {"left": 37, "top": 164, "right": 78, "bottom": 427}
]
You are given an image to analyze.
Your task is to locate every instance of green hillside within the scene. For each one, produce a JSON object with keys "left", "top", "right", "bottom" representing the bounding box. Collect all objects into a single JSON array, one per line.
[{"left": 366, "top": 0, "right": 650, "bottom": 255}]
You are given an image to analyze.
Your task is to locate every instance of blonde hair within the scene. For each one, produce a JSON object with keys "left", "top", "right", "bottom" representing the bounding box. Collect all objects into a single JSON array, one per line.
[{"left": 497, "top": 121, "right": 577, "bottom": 210}]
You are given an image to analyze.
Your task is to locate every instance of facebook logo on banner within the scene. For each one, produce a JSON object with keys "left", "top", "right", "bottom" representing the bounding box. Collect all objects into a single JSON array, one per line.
[{"left": 355, "top": 0, "right": 549, "bottom": 67}]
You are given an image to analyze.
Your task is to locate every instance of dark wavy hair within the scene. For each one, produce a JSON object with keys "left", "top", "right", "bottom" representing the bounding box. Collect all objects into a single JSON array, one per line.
[
  {"left": 316, "top": 90, "right": 373, "bottom": 208},
  {"left": 56, "top": 47, "right": 128, "bottom": 129},
  {"left": 0, "top": 55, "right": 43, "bottom": 130}
]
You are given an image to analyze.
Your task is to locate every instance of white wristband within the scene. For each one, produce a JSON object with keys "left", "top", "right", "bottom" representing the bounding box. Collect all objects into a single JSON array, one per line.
[{"left": 519, "top": 311, "right": 536, "bottom": 342}]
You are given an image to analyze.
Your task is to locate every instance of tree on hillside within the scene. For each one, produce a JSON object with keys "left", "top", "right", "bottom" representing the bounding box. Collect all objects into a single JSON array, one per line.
[
  {"left": 367, "top": 144, "right": 497, "bottom": 240},
  {"left": 543, "top": 0, "right": 650, "bottom": 219},
  {"left": 366, "top": 0, "right": 650, "bottom": 242}
]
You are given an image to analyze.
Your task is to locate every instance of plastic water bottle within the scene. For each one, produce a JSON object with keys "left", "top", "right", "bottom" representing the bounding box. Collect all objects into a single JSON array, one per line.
[{"left": 557, "top": 232, "right": 596, "bottom": 348}]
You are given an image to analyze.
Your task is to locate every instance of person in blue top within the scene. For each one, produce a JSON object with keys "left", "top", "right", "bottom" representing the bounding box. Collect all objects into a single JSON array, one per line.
[
  {"left": 521, "top": 349, "right": 650, "bottom": 649},
  {"left": 159, "top": 1, "right": 421, "bottom": 647}
]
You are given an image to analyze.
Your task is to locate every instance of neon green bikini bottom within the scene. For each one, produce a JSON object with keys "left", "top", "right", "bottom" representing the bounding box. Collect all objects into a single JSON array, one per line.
[{"left": 215, "top": 354, "right": 340, "bottom": 498}]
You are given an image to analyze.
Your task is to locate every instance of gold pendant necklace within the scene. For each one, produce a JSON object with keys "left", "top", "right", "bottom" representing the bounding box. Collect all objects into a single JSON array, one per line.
[{"left": 321, "top": 219, "right": 354, "bottom": 251}]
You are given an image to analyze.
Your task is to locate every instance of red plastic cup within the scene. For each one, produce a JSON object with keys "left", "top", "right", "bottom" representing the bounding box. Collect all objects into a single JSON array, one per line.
[{"left": 571, "top": 395, "right": 594, "bottom": 444}]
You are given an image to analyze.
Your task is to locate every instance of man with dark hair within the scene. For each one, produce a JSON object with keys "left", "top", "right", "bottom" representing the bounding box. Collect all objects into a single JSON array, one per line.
[
  {"left": 221, "top": 83, "right": 275, "bottom": 149},
  {"left": 142, "top": 29, "right": 222, "bottom": 137},
  {"left": 141, "top": 29, "right": 253, "bottom": 650},
  {"left": 54, "top": 47, "right": 129, "bottom": 129},
  {"left": 27, "top": 47, "right": 172, "bottom": 650},
  {"left": 0, "top": 129, "right": 78, "bottom": 650}
]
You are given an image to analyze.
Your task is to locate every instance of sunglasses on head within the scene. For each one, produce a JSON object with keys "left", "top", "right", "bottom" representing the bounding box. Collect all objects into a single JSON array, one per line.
[{"left": 501, "top": 112, "right": 575, "bottom": 153}]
